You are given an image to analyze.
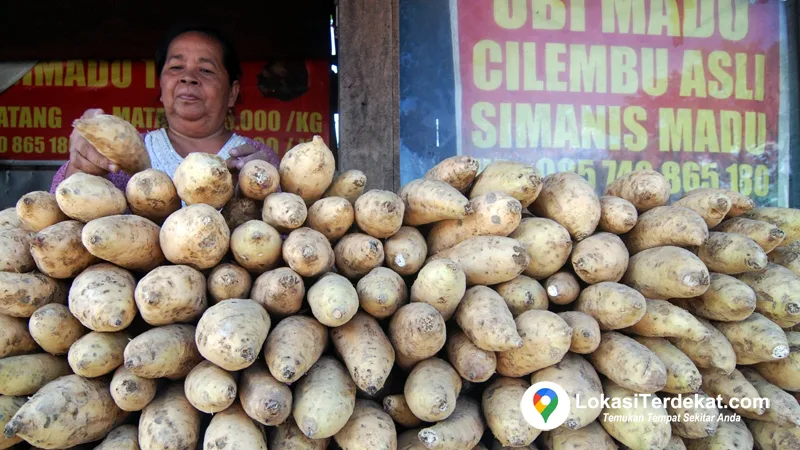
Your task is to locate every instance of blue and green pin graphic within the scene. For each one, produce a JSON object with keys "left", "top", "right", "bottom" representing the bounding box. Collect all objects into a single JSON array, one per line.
[
  {"left": 533, "top": 388, "right": 558, "bottom": 423},
  {"left": 521, "top": 381, "right": 570, "bottom": 430}
]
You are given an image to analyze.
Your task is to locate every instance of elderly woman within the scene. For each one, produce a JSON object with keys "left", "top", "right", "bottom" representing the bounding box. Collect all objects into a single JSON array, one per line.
[{"left": 49, "top": 25, "right": 280, "bottom": 193}]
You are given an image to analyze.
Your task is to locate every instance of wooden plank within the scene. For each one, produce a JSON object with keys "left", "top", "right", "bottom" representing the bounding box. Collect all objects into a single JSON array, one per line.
[{"left": 337, "top": 0, "right": 400, "bottom": 192}]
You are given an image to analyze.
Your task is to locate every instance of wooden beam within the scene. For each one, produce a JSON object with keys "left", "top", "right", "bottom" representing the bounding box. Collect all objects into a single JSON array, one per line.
[{"left": 337, "top": 0, "right": 400, "bottom": 192}]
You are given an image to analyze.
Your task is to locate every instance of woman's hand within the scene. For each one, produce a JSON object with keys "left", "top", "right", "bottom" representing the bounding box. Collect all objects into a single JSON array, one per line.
[
  {"left": 65, "top": 109, "right": 120, "bottom": 177},
  {"left": 226, "top": 144, "right": 277, "bottom": 171}
]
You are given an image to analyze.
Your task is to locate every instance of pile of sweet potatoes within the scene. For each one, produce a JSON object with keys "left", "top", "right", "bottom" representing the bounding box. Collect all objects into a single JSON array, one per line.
[{"left": 1, "top": 116, "right": 800, "bottom": 450}]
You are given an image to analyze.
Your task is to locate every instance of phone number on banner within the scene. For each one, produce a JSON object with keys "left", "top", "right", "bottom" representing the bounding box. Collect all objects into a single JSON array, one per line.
[{"left": 525, "top": 158, "right": 771, "bottom": 198}]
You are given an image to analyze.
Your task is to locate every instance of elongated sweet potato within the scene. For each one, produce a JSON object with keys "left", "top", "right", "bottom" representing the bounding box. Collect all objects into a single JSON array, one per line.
[
  {"left": 385, "top": 226, "right": 427, "bottom": 276},
  {"left": 424, "top": 155, "right": 480, "bottom": 193},
  {"left": 240, "top": 361, "right": 292, "bottom": 426},
  {"left": 56, "top": 173, "right": 127, "bottom": 222},
  {"left": 700, "top": 368, "right": 765, "bottom": 416},
  {"left": 0, "top": 271, "right": 66, "bottom": 318},
  {"left": 29, "top": 221, "right": 97, "bottom": 278},
  {"left": 624, "top": 206, "right": 708, "bottom": 254},
  {"left": 669, "top": 317, "right": 737, "bottom": 374},
  {"left": 263, "top": 192, "right": 308, "bottom": 233},
  {"left": 482, "top": 377, "right": 540, "bottom": 447},
  {"left": 269, "top": 417, "right": 330, "bottom": 450},
  {"left": 160, "top": 204, "right": 229, "bottom": 270},
  {"left": 400, "top": 179, "right": 473, "bottom": 226},
  {"left": 84, "top": 214, "right": 165, "bottom": 271},
  {"left": 743, "top": 207, "right": 800, "bottom": 246},
  {"left": 590, "top": 331, "right": 667, "bottom": 393},
  {"left": 67, "top": 331, "right": 129, "bottom": 378},
  {"left": 208, "top": 263, "right": 252, "bottom": 303},
  {"left": 72, "top": 113, "right": 150, "bottom": 173},
  {"left": 714, "top": 217, "right": 786, "bottom": 252},
  {"left": 307, "top": 273, "right": 359, "bottom": 327},
  {"left": 530, "top": 172, "right": 601, "bottom": 241},
  {"left": 0, "top": 208, "right": 20, "bottom": 231},
  {"left": 110, "top": 366, "right": 158, "bottom": 412},
  {"left": 334, "top": 399, "right": 397, "bottom": 450},
  {"left": 404, "top": 357, "right": 461, "bottom": 423},
  {"left": 455, "top": 286, "right": 523, "bottom": 352},
  {"left": 138, "top": 382, "right": 201, "bottom": 450},
  {"left": 575, "top": 282, "right": 646, "bottom": 331},
  {"left": 605, "top": 169, "right": 671, "bottom": 212},
  {"left": 282, "top": 227, "right": 335, "bottom": 278},
  {"left": 292, "top": 356, "right": 356, "bottom": 439},
  {"left": 173, "top": 152, "right": 234, "bottom": 208},
  {"left": 427, "top": 192, "right": 522, "bottom": 255},
  {"left": 28, "top": 303, "right": 85, "bottom": 355},
  {"left": 357, "top": 267, "right": 407, "bottom": 319},
  {"left": 417, "top": 396, "right": 485, "bottom": 450},
  {"left": 493, "top": 275, "right": 548, "bottom": 317},
  {"left": 684, "top": 412, "right": 753, "bottom": 450},
  {"left": 134, "top": 264, "right": 206, "bottom": 326},
  {"left": 768, "top": 242, "right": 800, "bottom": 277},
  {"left": 15, "top": 191, "right": 68, "bottom": 232},
  {"left": 446, "top": 331, "right": 496, "bottom": 383},
  {"left": 324, "top": 169, "right": 366, "bottom": 204},
  {"left": 665, "top": 391, "right": 720, "bottom": 439},
  {"left": 541, "top": 421, "right": 618, "bottom": 450},
  {"left": 532, "top": 353, "right": 604, "bottom": 431},
  {"left": 753, "top": 331, "right": 800, "bottom": 392},
  {"left": 184, "top": 360, "right": 237, "bottom": 414},
  {"left": 428, "top": 236, "right": 530, "bottom": 286},
  {"left": 634, "top": 337, "right": 702, "bottom": 394},
  {"left": 684, "top": 188, "right": 755, "bottom": 218},
  {"left": 230, "top": 220, "right": 282, "bottom": 273},
  {"left": 125, "top": 168, "right": 181, "bottom": 223},
  {"left": 354, "top": 190, "right": 405, "bottom": 239},
  {"left": 264, "top": 315, "right": 328, "bottom": 384},
  {"left": 509, "top": 218, "right": 572, "bottom": 279},
  {"left": 389, "top": 302, "right": 447, "bottom": 369},
  {"left": 670, "top": 273, "right": 756, "bottom": 322},
  {"left": 335, "top": 233, "right": 385, "bottom": 279},
  {"left": 280, "top": 135, "right": 336, "bottom": 205},
  {"left": 622, "top": 299, "right": 711, "bottom": 341},
  {"left": 599, "top": 379, "right": 671, "bottom": 450},
  {"left": 715, "top": 313, "right": 790, "bottom": 365},
  {"left": 571, "top": 232, "right": 629, "bottom": 284},
  {"left": 558, "top": 311, "right": 601, "bottom": 354},
  {"left": 93, "top": 424, "right": 140, "bottom": 450},
  {"left": 545, "top": 272, "right": 581, "bottom": 305},
  {"left": 410, "top": 259, "right": 466, "bottom": 321},
  {"left": 383, "top": 394, "right": 423, "bottom": 429},
  {"left": 0, "top": 395, "right": 27, "bottom": 450},
  {"left": 69, "top": 263, "right": 137, "bottom": 332},
  {"left": 622, "top": 246, "right": 710, "bottom": 299},
  {"left": 124, "top": 324, "right": 203, "bottom": 379},
  {"left": 332, "top": 311, "right": 395, "bottom": 395},
  {"left": 738, "top": 263, "right": 800, "bottom": 328},
  {"left": 0, "top": 228, "right": 34, "bottom": 273},
  {"left": 3, "top": 375, "right": 122, "bottom": 449},
  {"left": 0, "top": 314, "right": 37, "bottom": 358},
  {"left": 196, "top": 299, "right": 271, "bottom": 371},
  {"left": 0, "top": 353, "right": 71, "bottom": 396},
  {"left": 738, "top": 368, "right": 800, "bottom": 426},
  {"left": 496, "top": 310, "right": 572, "bottom": 377},
  {"left": 469, "top": 160, "right": 543, "bottom": 208},
  {"left": 251, "top": 267, "right": 305, "bottom": 316},
  {"left": 204, "top": 401, "right": 269, "bottom": 450},
  {"left": 697, "top": 232, "right": 768, "bottom": 275},
  {"left": 598, "top": 196, "right": 638, "bottom": 234},
  {"left": 673, "top": 189, "right": 732, "bottom": 227},
  {"left": 307, "top": 196, "right": 355, "bottom": 241}
]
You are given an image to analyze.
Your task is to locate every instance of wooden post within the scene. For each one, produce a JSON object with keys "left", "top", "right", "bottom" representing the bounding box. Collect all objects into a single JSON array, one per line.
[{"left": 337, "top": 0, "right": 400, "bottom": 192}]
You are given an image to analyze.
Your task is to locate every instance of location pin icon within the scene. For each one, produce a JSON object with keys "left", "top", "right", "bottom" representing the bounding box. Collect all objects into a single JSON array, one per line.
[{"left": 533, "top": 388, "right": 559, "bottom": 423}]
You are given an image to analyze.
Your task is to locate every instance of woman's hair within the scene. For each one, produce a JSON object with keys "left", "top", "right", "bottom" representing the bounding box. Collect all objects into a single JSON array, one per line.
[{"left": 154, "top": 23, "right": 243, "bottom": 85}]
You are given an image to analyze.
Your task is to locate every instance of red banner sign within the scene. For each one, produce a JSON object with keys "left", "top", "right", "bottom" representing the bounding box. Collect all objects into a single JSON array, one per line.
[
  {"left": 0, "top": 59, "right": 331, "bottom": 161},
  {"left": 453, "top": 0, "right": 789, "bottom": 206}
]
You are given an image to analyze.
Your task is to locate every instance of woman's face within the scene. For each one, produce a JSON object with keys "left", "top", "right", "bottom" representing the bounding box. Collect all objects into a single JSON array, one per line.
[{"left": 160, "top": 32, "right": 239, "bottom": 137}]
